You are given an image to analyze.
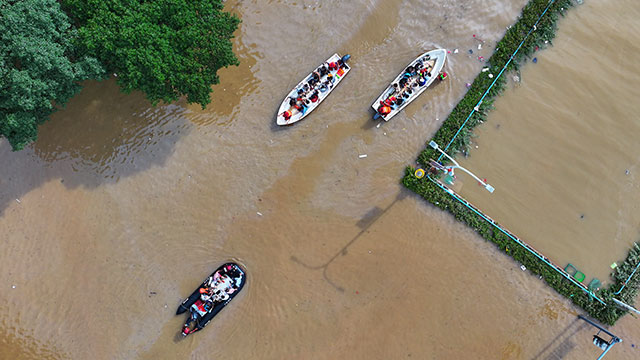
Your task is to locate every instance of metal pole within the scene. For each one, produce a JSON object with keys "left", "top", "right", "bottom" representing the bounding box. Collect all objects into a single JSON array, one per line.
[
  {"left": 578, "top": 315, "right": 622, "bottom": 360},
  {"left": 430, "top": 141, "right": 495, "bottom": 193},
  {"left": 596, "top": 339, "right": 621, "bottom": 360}
]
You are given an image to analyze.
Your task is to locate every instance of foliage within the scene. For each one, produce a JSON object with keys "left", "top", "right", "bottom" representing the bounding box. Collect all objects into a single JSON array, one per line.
[
  {"left": 63, "top": 0, "right": 240, "bottom": 108},
  {"left": 403, "top": 0, "right": 640, "bottom": 324},
  {"left": 0, "top": 0, "right": 104, "bottom": 150}
]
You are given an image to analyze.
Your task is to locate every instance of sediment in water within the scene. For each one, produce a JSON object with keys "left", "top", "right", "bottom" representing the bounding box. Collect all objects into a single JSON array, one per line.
[{"left": 403, "top": 0, "right": 640, "bottom": 325}]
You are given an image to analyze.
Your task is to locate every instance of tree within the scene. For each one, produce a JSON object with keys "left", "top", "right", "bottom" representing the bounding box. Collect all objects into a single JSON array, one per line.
[
  {"left": 0, "top": 0, "right": 105, "bottom": 151},
  {"left": 63, "top": 0, "right": 240, "bottom": 108}
]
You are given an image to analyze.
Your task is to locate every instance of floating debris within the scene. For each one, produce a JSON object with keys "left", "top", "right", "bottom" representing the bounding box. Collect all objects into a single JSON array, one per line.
[
  {"left": 521, "top": 265, "right": 527, "bottom": 271},
  {"left": 257, "top": 212, "right": 263, "bottom": 216},
  {"left": 472, "top": 34, "right": 485, "bottom": 43},
  {"left": 359, "top": 154, "right": 368, "bottom": 159}
]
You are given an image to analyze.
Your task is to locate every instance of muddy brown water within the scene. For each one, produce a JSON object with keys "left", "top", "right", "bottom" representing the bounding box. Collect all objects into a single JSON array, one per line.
[
  {"left": 456, "top": 0, "right": 640, "bottom": 287},
  {"left": 1, "top": 0, "right": 639, "bottom": 359}
]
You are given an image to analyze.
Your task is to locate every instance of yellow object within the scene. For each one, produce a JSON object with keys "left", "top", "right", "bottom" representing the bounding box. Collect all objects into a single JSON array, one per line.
[{"left": 414, "top": 168, "right": 425, "bottom": 179}]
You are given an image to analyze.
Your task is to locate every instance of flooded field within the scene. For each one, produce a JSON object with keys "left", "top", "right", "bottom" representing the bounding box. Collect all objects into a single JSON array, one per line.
[
  {"left": 457, "top": 0, "right": 640, "bottom": 285},
  {"left": 1, "top": 0, "right": 639, "bottom": 358}
]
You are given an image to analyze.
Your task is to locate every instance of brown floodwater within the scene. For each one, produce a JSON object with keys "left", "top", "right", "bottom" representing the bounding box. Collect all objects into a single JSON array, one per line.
[
  {"left": 457, "top": 0, "right": 640, "bottom": 286},
  {"left": 1, "top": 0, "right": 639, "bottom": 359}
]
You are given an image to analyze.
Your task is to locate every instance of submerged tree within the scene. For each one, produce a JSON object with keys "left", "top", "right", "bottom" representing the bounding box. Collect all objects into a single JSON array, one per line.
[
  {"left": 0, "top": 0, "right": 105, "bottom": 151},
  {"left": 63, "top": 0, "right": 240, "bottom": 108}
]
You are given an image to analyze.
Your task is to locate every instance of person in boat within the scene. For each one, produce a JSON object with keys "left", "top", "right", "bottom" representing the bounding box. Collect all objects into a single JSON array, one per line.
[
  {"left": 292, "top": 101, "right": 307, "bottom": 116},
  {"left": 328, "top": 61, "right": 338, "bottom": 71},
  {"left": 326, "top": 73, "right": 334, "bottom": 83},
  {"left": 199, "top": 286, "right": 214, "bottom": 302},
  {"left": 385, "top": 83, "right": 399, "bottom": 99},
  {"left": 381, "top": 96, "right": 397, "bottom": 107},
  {"left": 405, "top": 65, "right": 416, "bottom": 77},
  {"left": 309, "top": 90, "right": 319, "bottom": 103},
  {"left": 321, "top": 78, "right": 333, "bottom": 91},
  {"left": 378, "top": 104, "right": 392, "bottom": 117},
  {"left": 318, "top": 65, "right": 329, "bottom": 77},
  {"left": 280, "top": 110, "right": 292, "bottom": 121},
  {"left": 418, "top": 76, "right": 427, "bottom": 87}
]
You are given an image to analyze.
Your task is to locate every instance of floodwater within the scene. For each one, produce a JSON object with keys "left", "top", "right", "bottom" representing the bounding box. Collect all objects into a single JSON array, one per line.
[
  {"left": 1, "top": 0, "right": 639, "bottom": 359},
  {"left": 457, "top": 0, "right": 640, "bottom": 285}
]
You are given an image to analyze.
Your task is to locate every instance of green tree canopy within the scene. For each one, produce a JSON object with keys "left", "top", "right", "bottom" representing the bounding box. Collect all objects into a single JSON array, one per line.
[
  {"left": 63, "top": 0, "right": 240, "bottom": 108},
  {"left": 0, "top": 0, "right": 105, "bottom": 150}
]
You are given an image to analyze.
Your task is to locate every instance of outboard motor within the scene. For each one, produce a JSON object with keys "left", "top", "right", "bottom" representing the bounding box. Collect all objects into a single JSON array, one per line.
[{"left": 341, "top": 54, "right": 351, "bottom": 63}]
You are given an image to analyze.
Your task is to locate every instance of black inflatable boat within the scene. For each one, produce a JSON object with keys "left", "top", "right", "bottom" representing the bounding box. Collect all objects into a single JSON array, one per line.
[{"left": 176, "top": 262, "right": 246, "bottom": 336}]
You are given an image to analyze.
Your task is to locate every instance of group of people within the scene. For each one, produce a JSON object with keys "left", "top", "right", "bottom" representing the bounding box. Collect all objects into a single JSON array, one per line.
[
  {"left": 377, "top": 55, "right": 436, "bottom": 117},
  {"left": 183, "top": 265, "right": 243, "bottom": 334},
  {"left": 280, "top": 58, "right": 347, "bottom": 121}
]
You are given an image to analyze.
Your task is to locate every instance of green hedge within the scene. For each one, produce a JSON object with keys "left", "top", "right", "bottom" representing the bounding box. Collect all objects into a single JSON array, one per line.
[{"left": 403, "top": 0, "right": 640, "bottom": 325}]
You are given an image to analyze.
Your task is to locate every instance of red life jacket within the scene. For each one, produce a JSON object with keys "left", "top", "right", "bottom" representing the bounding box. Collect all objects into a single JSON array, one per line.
[
  {"left": 379, "top": 106, "right": 391, "bottom": 115},
  {"left": 283, "top": 110, "right": 292, "bottom": 119},
  {"left": 384, "top": 96, "right": 397, "bottom": 106},
  {"left": 328, "top": 62, "right": 338, "bottom": 71}
]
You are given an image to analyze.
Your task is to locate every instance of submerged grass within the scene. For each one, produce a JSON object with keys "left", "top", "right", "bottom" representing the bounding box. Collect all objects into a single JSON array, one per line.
[{"left": 402, "top": 0, "right": 640, "bottom": 325}]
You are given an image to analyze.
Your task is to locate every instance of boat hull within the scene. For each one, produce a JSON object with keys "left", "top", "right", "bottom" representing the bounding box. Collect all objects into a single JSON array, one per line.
[
  {"left": 276, "top": 53, "right": 351, "bottom": 126},
  {"left": 371, "top": 49, "right": 447, "bottom": 121},
  {"left": 177, "top": 262, "right": 246, "bottom": 335}
]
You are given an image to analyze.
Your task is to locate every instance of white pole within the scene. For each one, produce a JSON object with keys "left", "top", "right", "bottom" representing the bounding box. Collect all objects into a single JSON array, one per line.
[
  {"left": 612, "top": 298, "right": 640, "bottom": 316},
  {"left": 430, "top": 142, "right": 495, "bottom": 193}
]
